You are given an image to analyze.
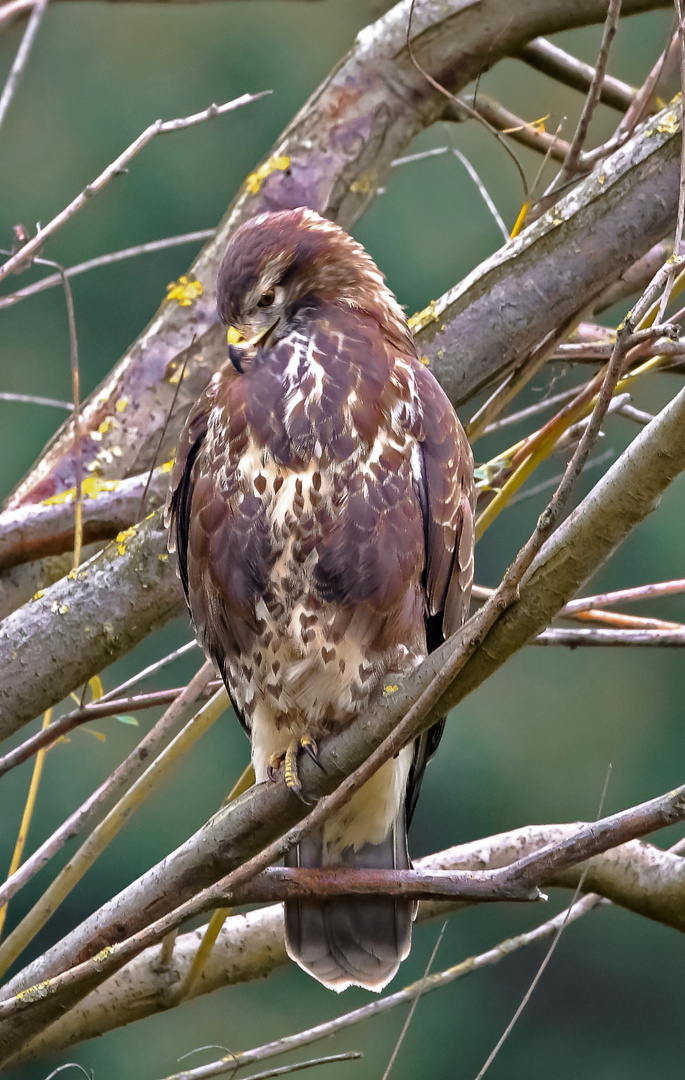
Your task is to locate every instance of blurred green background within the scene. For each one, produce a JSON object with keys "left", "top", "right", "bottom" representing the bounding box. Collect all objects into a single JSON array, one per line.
[{"left": 1, "top": 2, "right": 684, "bottom": 1078}]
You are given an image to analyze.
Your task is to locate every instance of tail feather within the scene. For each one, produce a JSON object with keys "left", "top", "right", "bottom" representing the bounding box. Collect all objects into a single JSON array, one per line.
[{"left": 284, "top": 816, "right": 413, "bottom": 993}]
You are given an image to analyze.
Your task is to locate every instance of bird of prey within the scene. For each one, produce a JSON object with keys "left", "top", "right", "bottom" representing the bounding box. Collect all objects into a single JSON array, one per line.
[{"left": 167, "top": 207, "right": 475, "bottom": 992}]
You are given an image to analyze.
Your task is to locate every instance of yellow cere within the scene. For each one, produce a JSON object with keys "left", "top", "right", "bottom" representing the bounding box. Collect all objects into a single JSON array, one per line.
[
  {"left": 245, "top": 154, "right": 290, "bottom": 195},
  {"left": 227, "top": 325, "right": 244, "bottom": 345},
  {"left": 166, "top": 276, "right": 203, "bottom": 307},
  {"left": 41, "top": 475, "right": 121, "bottom": 506}
]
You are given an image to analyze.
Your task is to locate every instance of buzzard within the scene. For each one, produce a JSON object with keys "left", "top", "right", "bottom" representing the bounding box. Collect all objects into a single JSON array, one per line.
[{"left": 167, "top": 207, "right": 474, "bottom": 992}]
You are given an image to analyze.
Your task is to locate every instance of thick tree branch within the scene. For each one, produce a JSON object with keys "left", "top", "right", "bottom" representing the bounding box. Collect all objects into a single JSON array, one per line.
[
  {"left": 0, "top": 510, "right": 184, "bottom": 739},
  {"left": 8, "top": 827, "right": 685, "bottom": 1063},
  {"left": 0, "top": 464, "right": 170, "bottom": 571},
  {"left": 2, "top": 0, "right": 669, "bottom": 513}
]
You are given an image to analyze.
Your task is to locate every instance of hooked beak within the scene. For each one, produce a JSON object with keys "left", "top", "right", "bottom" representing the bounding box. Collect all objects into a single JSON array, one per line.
[{"left": 227, "top": 322, "right": 280, "bottom": 373}]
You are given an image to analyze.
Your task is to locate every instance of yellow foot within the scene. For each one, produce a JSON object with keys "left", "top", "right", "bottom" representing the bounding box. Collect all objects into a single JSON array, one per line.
[{"left": 267, "top": 735, "right": 325, "bottom": 803}]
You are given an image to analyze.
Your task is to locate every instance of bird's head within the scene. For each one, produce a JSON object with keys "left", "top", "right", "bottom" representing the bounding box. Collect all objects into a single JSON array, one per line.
[{"left": 216, "top": 207, "right": 411, "bottom": 367}]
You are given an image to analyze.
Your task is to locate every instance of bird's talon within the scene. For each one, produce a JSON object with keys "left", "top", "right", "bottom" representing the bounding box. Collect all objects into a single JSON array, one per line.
[
  {"left": 267, "top": 751, "right": 284, "bottom": 784},
  {"left": 301, "top": 734, "right": 325, "bottom": 772}
]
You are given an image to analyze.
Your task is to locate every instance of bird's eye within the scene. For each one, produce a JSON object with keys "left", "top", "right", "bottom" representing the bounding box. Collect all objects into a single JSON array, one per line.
[{"left": 257, "top": 289, "right": 276, "bottom": 308}]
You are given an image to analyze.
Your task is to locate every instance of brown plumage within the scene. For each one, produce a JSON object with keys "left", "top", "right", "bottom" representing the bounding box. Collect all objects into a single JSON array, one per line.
[{"left": 166, "top": 207, "right": 474, "bottom": 992}]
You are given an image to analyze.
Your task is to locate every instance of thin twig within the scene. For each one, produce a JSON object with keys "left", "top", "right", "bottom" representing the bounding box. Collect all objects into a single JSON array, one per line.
[
  {"left": 381, "top": 921, "right": 447, "bottom": 1080},
  {"left": 0, "top": 682, "right": 221, "bottom": 780},
  {"left": 535, "top": 627, "right": 685, "bottom": 646},
  {"left": 449, "top": 146, "right": 509, "bottom": 242},
  {"left": 0, "top": 229, "right": 215, "bottom": 310},
  {"left": 164, "top": 1053, "right": 361, "bottom": 1080},
  {"left": 0, "top": 392, "right": 73, "bottom": 409},
  {"left": 139, "top": 348, "right": 191, "bottom": 518},
  {"left": 0, "top": 709, "right": 51, "bottom": 940},
  {"left": 0, "top": 0, "right": 47, "bottom": 131},
  {"left": 35, "top": 258, "right": 83, "bottom": 568},
  {"left": 0, "top": 92, "right": 269, "bottom": 284},
  {"left": 507, "top": 450, "right": 615, "bottom": 507},
  {"left": 389, "top": 141, "right": 508, "bottom": 240},
  {"left": 480, "top": 385, "right": 590, "bottom": 436},
  {"left": 546, "top": 0, "right": 623, "bottom": 192},
  {"left": 565, "top": 578, "right": 685, "bottom": 613},
  {"left": 99, "top": 640, "right": 199, "bottom": 702},
  {"left": 405, "top": 0, "right": 528, "bottom": 204},
  {"left": 473, "top": 765, "right": 614, "bottom": 1079}
]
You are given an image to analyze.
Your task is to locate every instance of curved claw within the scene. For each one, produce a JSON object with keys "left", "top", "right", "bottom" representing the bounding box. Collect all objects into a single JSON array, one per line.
[
  {"left": 289, "top": 781, "right": 313, "bottom": 806},
  {"left": 301, "top": 734, "right": 325, "bottom": 773}
]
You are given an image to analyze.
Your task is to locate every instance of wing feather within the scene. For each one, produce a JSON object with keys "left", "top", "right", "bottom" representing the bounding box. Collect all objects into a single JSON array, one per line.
[{"left": 406, "top": 361, "right": 475, "bottom": 827}]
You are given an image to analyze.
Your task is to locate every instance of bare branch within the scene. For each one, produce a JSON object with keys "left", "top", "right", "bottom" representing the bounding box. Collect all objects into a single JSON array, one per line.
[
  {"left": 442, "top": 93, "right": 572, "bottom": 162},
  {"left": 565, "top": 577, "right": 685, "bottom": 611},
  {"left": 9, "top": 827, "right": 685, "bottom": 1064},
  {"left": 535, "top": 627, "right": 685, "bottom": 645},
  {"left": 518, "top": 37, "right": 637, "bottom": 112},
  {"left": 0, "top": 94, "right": 269, "bottom": 285},
  {"left": 0, "top": 230, "right": 216, "bottom": 312},
  {"left": 0, "top": 0, "right": 47, "bottom": 131}
]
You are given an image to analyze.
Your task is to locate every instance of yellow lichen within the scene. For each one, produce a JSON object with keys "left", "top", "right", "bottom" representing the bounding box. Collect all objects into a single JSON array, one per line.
[
  {"left": 350, "top": 173, "right": 373, "bottom": 195},
  {"left": 245, "top": 154, "right": 290, "bottom": 195},
  {"left": 655, "top": 109, "right": 680, "bottom": 135},
  {"left": 17, "top": 980, "right": 51, "bottom": 1002},
  {"left": 32, "top": 590, "right": 44, "bottom": 601},
  {"left": 168, "top": 361, "right": 191, "bottom": 385},
  {"left": 166, "top": 275, "right": 203, "bottom": 307},
  {"left": 382, "top": 684, "right": 399, "bottom": 697},
  {"left": 116, "top": 526, "right": 136, "bottom": 556},
  {"left": 42, "top": 475, "right": 121, "bottom": 506},
  {"left": 158, "top": 552, "right": 169, "bottom": 562},
  {"left": 408, "top": 300, "right": 439, "bottom": 334},
  {"left": 115, "top": 397, "right": 129, "bottom": 413},
  {"left": 418, "top": 356, "right": 430, "bottom": 366}
]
